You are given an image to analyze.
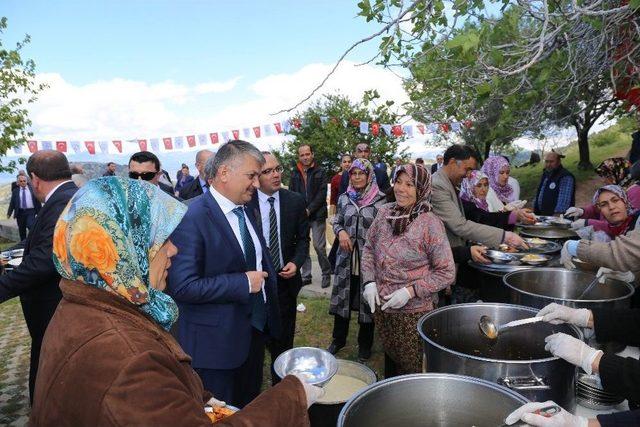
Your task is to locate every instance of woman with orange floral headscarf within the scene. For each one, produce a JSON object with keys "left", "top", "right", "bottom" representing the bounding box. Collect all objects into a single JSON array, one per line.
[{"left": 31, "top": 177, "right": 315, "bottom": 427}]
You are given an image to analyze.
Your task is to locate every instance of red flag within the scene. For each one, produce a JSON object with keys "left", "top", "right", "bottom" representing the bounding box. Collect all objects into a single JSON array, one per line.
[
  {"left": 186, "top": 135, "right": 196, "bottom": 147},
  {"left": 273, "top": 123, "right": 283, "bottom": 134},
  {"left": 293, "top": 118, "right": 301, "bottom": 129},
  {"left": 253, "top": 126, "right": 261, "bottom": 138},
  {"left": 371, "top": 123, "right": 380, "bottom": 137},
  {"left": 56, "top": 141, "right": 67, "bottom": 153},
  {"left": 463, "top": 120, "right": 473, "bottom": 128},
  {"left": 27, "top": 140, "right": 38, "bottom": 153},
  {"left": 439, "top": 123, "right": 450, "bottom": 133},
  {"left": 232, "top": 130, "right": 240, "bottom": 140},
  {"left": 163, "top": 137, "right": 173, "bottom": 150},
  {"left": 350, "top": 119, "right": 360, "bottom": 127},
  {"left": 84, "top": 141, "right": 96, "bottom": 155},
  {"left": 112, "top": 140, "right": 123, "bottom": 153},
  {"left": 209, "top": 133, "right": 219, "bottom": 144},
  {"left": 138, "top": 139, "right": 148, "bottom": 151},
  {"left": 391, "top": 125, "right": 403, "bottom": 137},
  {"left": 417, "top": 124, "right": 425, "bottom": 134}
]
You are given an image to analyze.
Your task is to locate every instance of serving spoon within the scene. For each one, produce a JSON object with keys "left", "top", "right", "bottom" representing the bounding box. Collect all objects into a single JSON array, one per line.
[{"left": 479, "top": 315, "right": 544, "bottom": 340}]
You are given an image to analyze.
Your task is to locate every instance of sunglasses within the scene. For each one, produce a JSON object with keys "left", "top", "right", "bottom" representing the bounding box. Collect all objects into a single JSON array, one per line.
[{"left": 129, "top": 171, "right": 157, "bottom": 181}]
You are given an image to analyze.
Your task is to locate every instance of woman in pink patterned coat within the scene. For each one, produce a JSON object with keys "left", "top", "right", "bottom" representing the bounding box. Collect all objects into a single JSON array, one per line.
[{"left": 361, "top": 163, "right": 455, "bottom": 376}]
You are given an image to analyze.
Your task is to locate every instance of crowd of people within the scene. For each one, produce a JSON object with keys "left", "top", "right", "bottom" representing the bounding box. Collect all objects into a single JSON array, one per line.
[{"left": 0, "top": 140, "right": 639, "bottom": 425}]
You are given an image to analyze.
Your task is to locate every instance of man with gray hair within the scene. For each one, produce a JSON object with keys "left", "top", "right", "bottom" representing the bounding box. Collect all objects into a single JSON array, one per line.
[
  {"left": 167, "top": 140, "right": 281, "bottom": 408},
  {"left": 179, "top": 149, "right": 215, "bottom": 200}
]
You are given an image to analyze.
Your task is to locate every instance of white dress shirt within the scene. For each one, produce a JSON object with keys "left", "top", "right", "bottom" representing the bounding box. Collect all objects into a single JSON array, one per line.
[
  {"left": 257, "top": 189, "right": 283, "bottom": 267},
  {"left": 19, "top": 186, "right": 35, "bottom": 209},
  {"left": 209, "top": 187, "right": 265, "bottom": 300}
]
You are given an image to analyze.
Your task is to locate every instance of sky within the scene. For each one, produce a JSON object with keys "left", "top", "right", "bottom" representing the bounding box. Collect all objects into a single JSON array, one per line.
[{"left": 2, "top": 0, "right": 577, "bottom": 179}]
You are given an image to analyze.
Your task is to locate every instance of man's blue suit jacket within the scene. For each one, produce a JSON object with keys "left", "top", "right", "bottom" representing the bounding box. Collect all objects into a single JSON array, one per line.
[{"left": 167, "top": 192, "right": 281, "bottom": 370}]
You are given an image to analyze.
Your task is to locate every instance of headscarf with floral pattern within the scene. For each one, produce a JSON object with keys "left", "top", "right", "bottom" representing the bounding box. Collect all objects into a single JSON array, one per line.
[
  {"left": 595, "top": 157, "right": 632, "bottom": 187},
  {"left": 481, "top": 156, "right": 514, "bottom": 203},
  {"left": 592, "top": 184, "right": 634, "bottom": 215},
  {"left": 52, "top": 177, "right": 187, "bottom": 330},
  {"left": 460, "top": 170, "right": 490, "bottom": 211},
  {"left": 386, "top": 163, "right": 432, "bottom": 235},
  {"left": 346, "top": 158, "right": 380, "bottom": 207}
]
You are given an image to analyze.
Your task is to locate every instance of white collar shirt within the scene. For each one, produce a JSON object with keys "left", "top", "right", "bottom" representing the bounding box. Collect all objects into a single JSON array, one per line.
[{"left": 45, "top": 180, "right": 73, "bottom": 204}]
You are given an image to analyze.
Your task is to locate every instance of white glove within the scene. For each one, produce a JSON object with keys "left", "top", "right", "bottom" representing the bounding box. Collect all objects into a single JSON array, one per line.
[
  {"left": 381, "top": 287, "right": 412, "bottom": 311},
  {"left": 564, "top": 207, "right": 584, "bottom": 219},
  {"left": 291, "top": 373, "right": 325, "bottom": 408},
  {"left": 505, "top": 200, "right": 526, "bottom": 211},
  {"left": 544, "top": 333, "right": 602, "bottom": 375},
  {"left": 596, "top": 267, "right": 635, "bottom": 284},
  {"left": 570, "top": 219, "right": 586, "bottom": 230},
  {"left": 505, "top": 401, "right": 588, "bottom": 426},
  {"left": 504, "top": 231, "right": 528, "bottom": 249},
  {"left": 363, "top": 282, "right": 381, "bottom": 313},
  {"left": 206, "top": 397, "right": 226, "bottom": 408},
  {"left": 537, "top": 303, "right": 591, "bottom": 327},
  {"left": 560, "top": 241, "right": 575, "bottom": 270}
]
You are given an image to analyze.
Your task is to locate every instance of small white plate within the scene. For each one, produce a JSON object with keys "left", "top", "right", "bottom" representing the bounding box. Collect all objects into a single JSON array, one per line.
[{"left": 8, "top": 258, "right": 22, "bottom": 267}]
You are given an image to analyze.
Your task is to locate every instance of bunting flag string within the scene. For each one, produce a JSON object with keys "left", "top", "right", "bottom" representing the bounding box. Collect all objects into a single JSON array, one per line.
[{"left": 17, "top": 116, "right": 471, "bottom": 156}]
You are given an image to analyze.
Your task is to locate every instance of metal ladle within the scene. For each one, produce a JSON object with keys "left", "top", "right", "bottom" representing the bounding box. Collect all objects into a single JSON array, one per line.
[
  {"left": 479, "top": 315, "right": 544, "bottom": 340},
  {"left": 575, "top": 274, "right": 601, "bottom": 300}
]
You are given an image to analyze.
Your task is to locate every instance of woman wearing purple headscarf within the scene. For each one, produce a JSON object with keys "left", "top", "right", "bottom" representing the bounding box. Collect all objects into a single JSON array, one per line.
[
  {"left": 481, "top": 156, "right": 520, "bottom": 205},
  {"left": 460, "top": 170, "right": 534, "bottom": 229}
]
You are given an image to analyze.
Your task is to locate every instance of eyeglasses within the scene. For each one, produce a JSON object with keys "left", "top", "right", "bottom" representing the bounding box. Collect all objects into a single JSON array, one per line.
[
  {"left": 261, "top": 166, "right": 283, "bottom": 176},
  {"left": 129, "top": 171, "right": 157, "bottom": 181}
]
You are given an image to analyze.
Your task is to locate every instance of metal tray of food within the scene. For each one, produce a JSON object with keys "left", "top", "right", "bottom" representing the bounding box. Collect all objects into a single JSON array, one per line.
[{"left": 519, "top": 228, "right": 577, "bottom": 240}]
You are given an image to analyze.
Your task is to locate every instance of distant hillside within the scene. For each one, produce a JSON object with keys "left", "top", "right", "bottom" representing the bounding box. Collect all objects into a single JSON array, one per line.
[{"left": 72, "top": 161, "right": 127, "bottom": 179}]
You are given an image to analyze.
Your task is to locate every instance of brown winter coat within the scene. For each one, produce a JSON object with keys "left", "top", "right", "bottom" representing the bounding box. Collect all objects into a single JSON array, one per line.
[
  {"left": 577, "top": 226, "right": 640, "bottom": 277},
  {"left": 30, "top": 279, "right": 309, "bottom": 427}
]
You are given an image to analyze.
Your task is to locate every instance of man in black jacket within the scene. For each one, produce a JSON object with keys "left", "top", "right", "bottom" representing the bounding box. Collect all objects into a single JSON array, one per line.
[
  {"left": 248, "top": 151, "right": 309, "bottom": 384},
  {"left": 128, "top": 151, "right": 181, "bottom": 201},
  {"left": 0, "top": 150, "right": 78, "bottom": 404},
  {"left": 289, "top": 144, "right": 331, "bottom": 288},
  {"left": 179, "top": 149, "right": 214, "bottom": 201},
  {"left": 7, "top": 174, "right": 42, "bottom": 240}
]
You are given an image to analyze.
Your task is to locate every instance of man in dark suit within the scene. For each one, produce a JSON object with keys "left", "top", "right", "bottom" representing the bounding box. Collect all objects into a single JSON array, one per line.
[
  {"left": 179, "top": 149, "right": 214, "bottom": 200},
  {"left": 7, "top": 174, "right": 42, "bottom": 240},
  {"left": 167, "top": 140, "right": 281, "bottom": 408},
  {"left": 248, "top": 151, "right": 309, "bottom": 385},
  {"left": 11, "top": 170, "right": 27, "bottom": 192},
  {"left": 430, "top": 154, "right": 444, "bottom": 174},
  {"left": 0, "top": 150, "right": 78, "bottom": 404}
]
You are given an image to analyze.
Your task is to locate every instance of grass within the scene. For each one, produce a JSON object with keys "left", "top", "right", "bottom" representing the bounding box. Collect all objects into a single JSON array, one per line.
[
  {"left": 511, "top": 117, "right": 637, "bottom": 203},
  {"left": 262, "top": 295, "right": 385, "bottom": 389}
]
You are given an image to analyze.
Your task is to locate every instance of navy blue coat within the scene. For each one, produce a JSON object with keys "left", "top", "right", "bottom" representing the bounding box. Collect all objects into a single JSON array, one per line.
[{"left": 166, "top": 192, "right": 281, "bottom": 370}]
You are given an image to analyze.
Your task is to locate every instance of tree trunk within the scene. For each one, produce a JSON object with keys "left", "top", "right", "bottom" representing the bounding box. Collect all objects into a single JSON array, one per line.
[
  {"left": 577, "top": 128, "right": 592, "bottom": 170},
  {"left": 484, "top": 140, "right": 491, "bottom": 162}
]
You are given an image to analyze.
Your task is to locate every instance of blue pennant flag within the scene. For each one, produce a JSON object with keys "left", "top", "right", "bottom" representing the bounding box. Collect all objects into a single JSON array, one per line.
[
  {"left": 174, "top": 136, "right": 185, "bottom": 149},
  {"left": 198, "top": 134, "right": 208, "bottom": 146},
  {"left": 359, "top": 122, "right": 369, "bottom": 134},
  {"left": 150, "top": 138, "right": 160, "bottom": 152}
]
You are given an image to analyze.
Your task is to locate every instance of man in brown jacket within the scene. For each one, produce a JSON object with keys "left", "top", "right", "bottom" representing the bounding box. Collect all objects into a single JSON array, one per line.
[{"left": 431, "top": 145, "right": 526, "bottom": 249}]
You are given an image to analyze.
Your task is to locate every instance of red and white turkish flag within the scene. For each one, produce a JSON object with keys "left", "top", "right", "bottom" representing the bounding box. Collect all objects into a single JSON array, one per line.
[
  {"left": 253, "top": 126, "right": 261, "bottom": 138},
  {"left": 27, "top": 140, "right": 38, "bottom": 153},
  {"left": 112, "top": 140, "right": 123, "bottom": 153},
  {"left": 187, "top": 135, "right": 196, "bottom": 147},
  {"left": 417, "top": 124, "right": 425, "bottom": 134},
  {"left": 391, "top": 125, "right": 403, "bottom": 137},
  {"left": 371, "top": 123, "right": 380, "bottom": 136},
  {"left": 163, "top": 137, "right": 173, "bottom": 150},
  {"left": 232, "top": 130, "right": 240, "bottom": 140},
  {"left": 56, "top": 141, "right": 67, "bottom": 152},
  {"left": 138, "top": 139, "right": 148, "bottom": 151},
  {"left": 273, "top": 123, "right": 283, "bottom": 134},
  {"left": 84, "top": 141, "right": 96, "bottom": 155},
  {"left": 209, "top": 133, "right": 219, "bottom": 144}
]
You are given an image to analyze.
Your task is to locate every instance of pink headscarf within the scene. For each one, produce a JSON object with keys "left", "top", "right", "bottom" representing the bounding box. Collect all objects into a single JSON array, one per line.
[
  {"left": 481, "top": 156, "right": 514, "bottom": 203},
  {"left": 460, "top": 170, "right": 490, "bottom": 211}
]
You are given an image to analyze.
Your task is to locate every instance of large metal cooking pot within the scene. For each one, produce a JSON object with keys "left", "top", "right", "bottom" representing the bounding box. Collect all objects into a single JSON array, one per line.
[
  {"left": 338, "top": 373, "right": 528, "bottom": 427},
  {"left": 308, "top": 359, "right": 376, "bottom": 427},
  {"left": 418, "top": 303, "right": 581, "bottom": 411},
  {"left": 503, "top": 268, "right": 635, "bottom": 311}
]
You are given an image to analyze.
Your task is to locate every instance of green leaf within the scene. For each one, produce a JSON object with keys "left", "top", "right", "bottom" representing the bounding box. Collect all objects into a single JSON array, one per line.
[
  {"left": 630, "top": 0, "right": 640, "bottom": 9},
  {"left": 476, "top": 82, "right": 492, "bottom": 95}
]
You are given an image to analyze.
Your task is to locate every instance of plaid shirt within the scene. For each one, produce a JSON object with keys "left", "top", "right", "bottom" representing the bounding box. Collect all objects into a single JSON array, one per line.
[{"left": 536, "top": 175, "right": 575, "bottom": 213}]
